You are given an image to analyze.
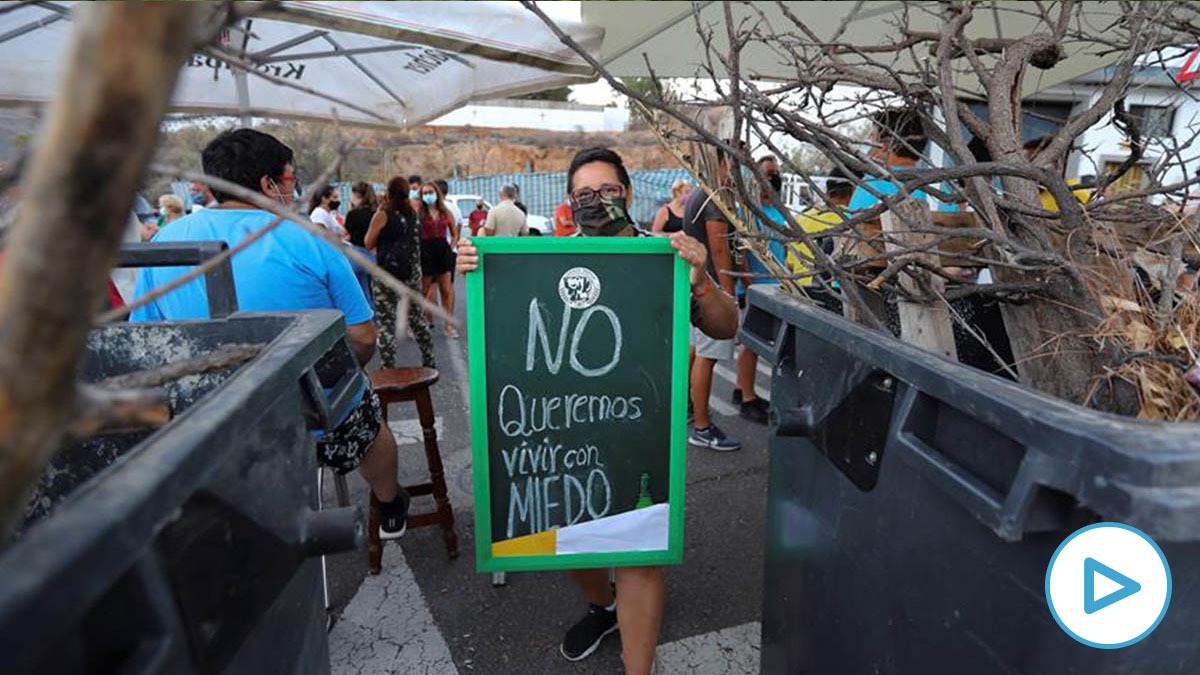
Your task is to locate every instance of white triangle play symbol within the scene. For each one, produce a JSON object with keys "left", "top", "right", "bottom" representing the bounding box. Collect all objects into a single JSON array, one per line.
[{"left": 1093, "top": 572, "right": 1122, "bottom": 600}]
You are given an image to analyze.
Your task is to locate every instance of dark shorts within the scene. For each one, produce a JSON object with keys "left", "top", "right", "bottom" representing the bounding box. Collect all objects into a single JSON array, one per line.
[
  {"left": 316, "top": 390, "right": 383, "bottom": 474},
  {"left": 421, "top": 238, "right": 455, "bottom": 277}
]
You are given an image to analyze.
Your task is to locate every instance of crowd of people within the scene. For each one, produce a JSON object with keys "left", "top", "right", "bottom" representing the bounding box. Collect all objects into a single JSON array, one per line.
[{"left": 123, "top": 126, "right": 748, "bottom": 675}]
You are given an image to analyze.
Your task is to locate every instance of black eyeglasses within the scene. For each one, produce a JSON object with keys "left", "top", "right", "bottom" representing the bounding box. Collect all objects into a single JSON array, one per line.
[{"left": 569, "top": 183, "right": 624, "bottom": 207}]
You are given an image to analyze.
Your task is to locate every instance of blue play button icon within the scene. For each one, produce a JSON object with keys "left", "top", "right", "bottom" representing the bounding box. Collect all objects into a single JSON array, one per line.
[
  {"left": 1084, "top": 557, "right": 1142, "bottom": 614},
  {"left": 1046, "top": 523, "right": 1171, "bottom": 648}
]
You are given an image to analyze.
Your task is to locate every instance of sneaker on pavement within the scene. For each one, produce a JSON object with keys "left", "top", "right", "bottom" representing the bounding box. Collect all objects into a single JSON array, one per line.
[
  {"left": 378, "top": 488, "right": 410, "bottom": 541},
  {"left": 739, "top": 397, "right": 769, "bottom": 424},
  {"left": 560, "top": 604, "right": 618, "bottom": 662},
  {"left": 688, "top": 423, "right": 742, "bottom": 452}
]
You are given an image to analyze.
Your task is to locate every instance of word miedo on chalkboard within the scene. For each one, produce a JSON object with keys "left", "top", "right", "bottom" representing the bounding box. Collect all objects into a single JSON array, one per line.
[{"left": 468, "top": 237, "right": 689, "bottom": 572}]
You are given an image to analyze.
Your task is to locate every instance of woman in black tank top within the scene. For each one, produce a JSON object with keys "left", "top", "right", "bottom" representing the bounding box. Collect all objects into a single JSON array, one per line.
[
  {"left": 652, "top": 178, "right": 693, "bottom": 233},
  {"left": 366, "top": 176, "right": 435, "bottom": 368}
]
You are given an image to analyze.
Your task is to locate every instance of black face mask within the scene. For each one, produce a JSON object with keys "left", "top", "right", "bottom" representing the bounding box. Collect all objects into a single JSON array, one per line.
[
  {"left": 572, "top": 195, "right": 635, "bottom": 237},
  {"left": 767, "top": 173, "right": 783, "bottom": 194},
  {"left": 329, "top": 200, "right": 341, "bottom": 210}
]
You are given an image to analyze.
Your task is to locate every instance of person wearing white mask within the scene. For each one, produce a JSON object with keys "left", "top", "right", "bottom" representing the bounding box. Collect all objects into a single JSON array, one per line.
[
  {"left": 434, "top": 178, "right": 462, "bottom": 242},
  {"left": 156, "top": 194, "right": 186, "bottom": 228},
  {"left": 407, "top": 174, "right": 422, "bottom": 212},
  {"left": 417, "top": 181, "right": 460, "bottom": 338}
]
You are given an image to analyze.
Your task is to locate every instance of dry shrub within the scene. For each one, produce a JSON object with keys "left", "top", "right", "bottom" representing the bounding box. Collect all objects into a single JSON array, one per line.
[{"left": 1085, "top": 214, "right": 1200, "bottom": 421}]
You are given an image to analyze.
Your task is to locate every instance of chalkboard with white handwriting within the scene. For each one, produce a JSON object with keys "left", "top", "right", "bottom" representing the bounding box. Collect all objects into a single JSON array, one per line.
[{"left": 467, "top": 237, "right": 689, "bottom": 572}]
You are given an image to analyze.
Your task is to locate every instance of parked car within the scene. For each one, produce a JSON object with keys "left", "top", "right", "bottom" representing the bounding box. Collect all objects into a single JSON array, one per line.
[
  {"left": 445, "top": 193, "right": 550, "bottom": 236},
  {"left": 132, "top": 193, "right": 157, "bottom": 223},
  {"left": 524, "top": 214, "right": 551, "bottom": 236}
]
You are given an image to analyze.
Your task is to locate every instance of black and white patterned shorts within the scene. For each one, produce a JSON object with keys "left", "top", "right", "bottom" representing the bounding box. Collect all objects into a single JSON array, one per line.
[{"left": 316, "top": 390, "right": 383, "bottom": 474}]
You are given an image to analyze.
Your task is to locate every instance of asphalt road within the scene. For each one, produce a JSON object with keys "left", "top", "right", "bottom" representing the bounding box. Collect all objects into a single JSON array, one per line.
[{"left": 322, "top": 273, "right": 772, "bottom": 675}]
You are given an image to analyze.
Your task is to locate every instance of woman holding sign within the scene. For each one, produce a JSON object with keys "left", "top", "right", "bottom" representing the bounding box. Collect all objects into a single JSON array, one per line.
[{"left": 457, "top": 147, "right": 736, "bottom": 675}]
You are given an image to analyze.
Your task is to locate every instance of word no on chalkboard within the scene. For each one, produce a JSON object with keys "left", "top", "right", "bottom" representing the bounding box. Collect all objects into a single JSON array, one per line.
[{"left": 467, "top": 237, "right": 690, "bottom": 572}]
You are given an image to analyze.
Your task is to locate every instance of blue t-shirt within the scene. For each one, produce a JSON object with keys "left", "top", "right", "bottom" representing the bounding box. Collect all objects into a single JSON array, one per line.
[
  {"left": 131, "top": 209, "right": 373, "bottom": 324},
  {"left": 847, "top": 172, "right": 929, "bottom": 213},
  {"left": 743, "top": 205, "right": 788, "bottom": 290},
  {"left": 132, "top": 208, "right": 372, "bottom": 435}
]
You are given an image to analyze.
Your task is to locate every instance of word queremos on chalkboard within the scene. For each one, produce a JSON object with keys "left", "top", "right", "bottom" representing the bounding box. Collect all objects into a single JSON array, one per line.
[{"left": 468, "top": 237, "right": 689, "bottom": 572}]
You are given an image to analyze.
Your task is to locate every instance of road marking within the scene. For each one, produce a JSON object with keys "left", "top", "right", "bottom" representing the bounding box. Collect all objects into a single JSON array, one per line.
[
  {"left": 386, "top": 418, "right": 445, "bottom": 447},
  {"left": 757, "top": 360, "right": 772, "bottom": 378},
  {"left": 654, "top": 621, "right": 761, "bottom": 675},
  {"left": 712, "top": 362, "right": 772, "bottom": 402},
  {"left": 329, "top": 545, "right": 459, "bottom": 675}
]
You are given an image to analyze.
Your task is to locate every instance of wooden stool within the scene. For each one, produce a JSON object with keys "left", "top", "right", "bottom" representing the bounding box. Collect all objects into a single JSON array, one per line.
[{"left": 368, "top": 367, "right": 459, "bottom": 573}]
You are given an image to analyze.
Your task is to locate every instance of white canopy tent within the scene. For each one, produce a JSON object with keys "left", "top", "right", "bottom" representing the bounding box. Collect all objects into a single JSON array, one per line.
[
  {"left": 0, "top": 1, "right": 603, "bottom": 128},
  {"left": 579, "top": 1, "right": 1186, "bottom": 97}
]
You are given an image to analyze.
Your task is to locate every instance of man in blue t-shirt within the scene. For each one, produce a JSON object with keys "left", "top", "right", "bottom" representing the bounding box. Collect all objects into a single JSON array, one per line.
[
  {"left": 847, "top": 108, "right": 929, "bottom": 214},
  {"left": 132, "top": 129, "right": 409, "bottom": 540}
]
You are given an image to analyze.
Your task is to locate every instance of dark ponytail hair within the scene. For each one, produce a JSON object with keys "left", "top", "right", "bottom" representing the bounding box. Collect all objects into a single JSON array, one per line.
[
  {"left": 308, "top": 184, "right": 336, "bottom": 214},
  {"left": 385, "top": 176, "right": 415, "bottom": 218}
]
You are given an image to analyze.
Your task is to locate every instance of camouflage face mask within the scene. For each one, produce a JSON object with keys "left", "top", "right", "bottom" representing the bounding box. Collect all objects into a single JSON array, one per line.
[{"left": 573, "top": 195, "right": 635, "bottom": 237}]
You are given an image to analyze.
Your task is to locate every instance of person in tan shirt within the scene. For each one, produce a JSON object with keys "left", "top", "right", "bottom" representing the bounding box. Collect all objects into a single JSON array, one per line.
[{"left": 483, "top": 184, "right": 529, "bottom": 237}]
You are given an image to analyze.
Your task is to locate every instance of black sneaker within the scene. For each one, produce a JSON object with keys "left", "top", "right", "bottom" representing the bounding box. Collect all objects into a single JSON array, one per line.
[
  {"left": 739, "top": 397, "right": 769, "bottom": 424},
  {"left": 560, "top": 603, "right": 618, "bottom": 662},
  {"left": 378, "top": 487, "right": 410, "bottom": 541}
]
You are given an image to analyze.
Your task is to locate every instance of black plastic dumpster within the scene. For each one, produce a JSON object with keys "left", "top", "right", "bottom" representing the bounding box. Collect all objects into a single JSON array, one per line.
[
  {"left": 0, "top": 310, "right": 365, "bottom": 675},
  {"left": 741, "top": 285, "right": 1200, "bottom": 675}
]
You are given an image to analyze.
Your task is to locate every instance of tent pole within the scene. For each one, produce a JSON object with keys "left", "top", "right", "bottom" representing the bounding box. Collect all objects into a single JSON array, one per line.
[
  {"left": 235, "top": 18, "right": 253, "bottom": 127},
  {"left": 234, "top": 67, "right": 252, "bottom": 127}
]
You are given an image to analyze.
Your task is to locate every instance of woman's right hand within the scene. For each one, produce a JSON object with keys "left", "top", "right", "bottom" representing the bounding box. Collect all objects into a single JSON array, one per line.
[{"left": 456, "top": 237, "right": 479, "bottom": 274}]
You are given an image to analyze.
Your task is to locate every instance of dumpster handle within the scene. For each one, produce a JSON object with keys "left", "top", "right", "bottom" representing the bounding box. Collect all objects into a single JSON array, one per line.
[
  {"left": 888, "top": 383, "right": 1029, "bottom": 539},
  {"left": 116, "top": 241, "right": 238, "bottom": 319},
  {"left": 739, "top": 301, "right": 790, "bottom": 365},
  {"left": 301, "top": 368, "right": 369, "bottom": 433},
  {"left": 301, "top": 370, "right": 335, "bottom": 430}
]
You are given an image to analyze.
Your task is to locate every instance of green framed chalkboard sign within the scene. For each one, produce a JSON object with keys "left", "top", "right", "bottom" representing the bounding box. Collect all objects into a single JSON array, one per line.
[{"left": 467, "top": 236, "right": 690, "bottom": 572}]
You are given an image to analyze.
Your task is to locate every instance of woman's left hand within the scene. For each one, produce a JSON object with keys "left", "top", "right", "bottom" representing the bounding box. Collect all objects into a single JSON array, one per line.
[{"left": 669, "top": 231, "right": 709, "bottom": 289}]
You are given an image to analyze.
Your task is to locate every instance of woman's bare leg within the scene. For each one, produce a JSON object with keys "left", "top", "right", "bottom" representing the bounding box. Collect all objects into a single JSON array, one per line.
[
  {"left": 437, "top": 272, "right": 456, "bottom": 333},
  {"left": 614, "top": 566, "right": 665, "bottom": 675},
  {"left": 422, "top": 274, "right": 436, "bottom": 323}
]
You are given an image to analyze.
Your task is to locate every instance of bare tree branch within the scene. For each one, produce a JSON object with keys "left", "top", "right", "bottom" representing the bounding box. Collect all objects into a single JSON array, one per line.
[{"left": 0, "top": 1, "right": 219, "bottom": 542}]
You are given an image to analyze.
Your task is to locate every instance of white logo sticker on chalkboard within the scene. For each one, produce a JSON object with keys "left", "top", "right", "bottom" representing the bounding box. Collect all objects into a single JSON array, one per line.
[{"left": 559, "top": 267, "right": 602, "bottom": 309}]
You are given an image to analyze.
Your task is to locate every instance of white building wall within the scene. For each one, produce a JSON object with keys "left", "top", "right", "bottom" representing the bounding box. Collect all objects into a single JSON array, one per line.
[
  {"left": 922, "top": 85, "right": 1200, "bottom": 204},
  {"left": 1066, "top": 88, "right": 1200, "bottom": 192}
]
